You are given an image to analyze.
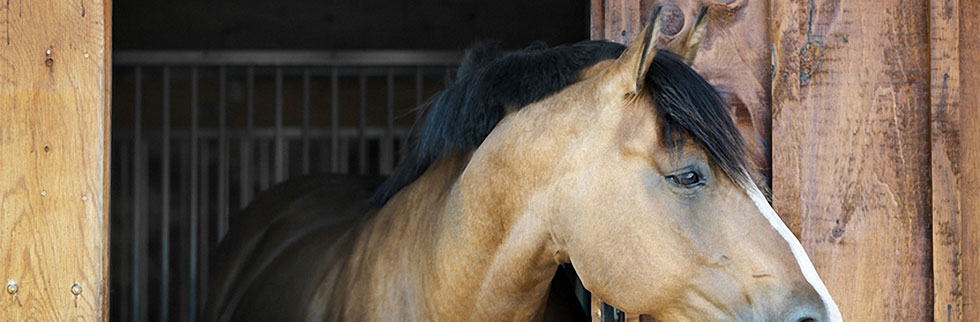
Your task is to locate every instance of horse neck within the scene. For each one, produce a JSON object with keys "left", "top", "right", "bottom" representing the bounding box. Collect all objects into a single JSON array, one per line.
[{"left": 364, "top": 150, "right": 562, "bottom": 320}]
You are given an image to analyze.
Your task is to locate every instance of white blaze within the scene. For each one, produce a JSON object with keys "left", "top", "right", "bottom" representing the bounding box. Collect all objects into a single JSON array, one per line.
[{"left": 742, "top": 177, "right": 843, "bottom": 322}]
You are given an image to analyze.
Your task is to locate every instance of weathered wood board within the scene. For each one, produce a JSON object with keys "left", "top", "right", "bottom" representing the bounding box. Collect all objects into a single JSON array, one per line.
[
  {"left": 592, "top": 0, "right": 969, "bottom": 321},
  {"left": 592, "top": 0, "right": 773, "bottom": 179},
  {"left": 0, "top": 0, "right": 111, "bottom": 320},
  {"left": 770, "top": 0, "right": 932, "bottom": 320},
  {"left": 930, "top": 0, "right": 980, "bottom": 321}
]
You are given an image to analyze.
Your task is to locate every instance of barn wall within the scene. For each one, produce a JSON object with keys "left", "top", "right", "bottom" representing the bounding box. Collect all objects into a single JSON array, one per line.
[
  {"left": 0, "top": 0, "right": 111, "bottom": 321},
  {"left": 592, "top": 0, "right": 773, "bottom": 180},
  {"left": 930, "top": 0, "right": 980, "bottom": 320},
  {"left": 593, "top": 0, "right": 980, "bottom": 321},
  {"left": 770, "top": 0, "right": 932, "bottom": 320}
]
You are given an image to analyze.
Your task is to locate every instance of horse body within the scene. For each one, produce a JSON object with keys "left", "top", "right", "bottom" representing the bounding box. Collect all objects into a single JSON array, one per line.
[
  {"left": 207, "top": 154, "right": 582, "bottom": 321},
  {"left": 207, "top": 9, "right": 843, "bottom": 321}
]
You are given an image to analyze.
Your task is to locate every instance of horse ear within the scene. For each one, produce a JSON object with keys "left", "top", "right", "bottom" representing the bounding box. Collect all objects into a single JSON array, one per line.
[
  {"left": 679, "top": 7, "right": 708, "bottom": 65},
  {"left": 604, "top": 6, "right": 663, "bottom": 95}
]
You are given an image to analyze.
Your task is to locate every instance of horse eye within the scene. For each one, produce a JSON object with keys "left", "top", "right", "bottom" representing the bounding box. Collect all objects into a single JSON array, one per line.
[{"left": 668, "top": 171, "right": 701, "bottom": 187}]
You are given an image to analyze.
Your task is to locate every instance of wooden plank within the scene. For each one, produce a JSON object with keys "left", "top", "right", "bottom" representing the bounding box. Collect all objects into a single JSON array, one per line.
[
  {"left": 677, "top": 1, "right": 773, "bottom": 180},
  {"left": 0, "top": 0, "right": 111, "bottom": 320},
  {"left": 594, "top": 0, "right": 772, "bottom": 183},
  {"left": 770, "top": 0, "right": 932, "bottom": 320},
  {"left": 930, "top": 0, "right": 980, "bottom": 321}
]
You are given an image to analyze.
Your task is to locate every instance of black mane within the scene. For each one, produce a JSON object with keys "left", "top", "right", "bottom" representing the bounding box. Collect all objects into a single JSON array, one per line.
[{"left": 369, "top": 40, "right": 748, "bottom": 206}]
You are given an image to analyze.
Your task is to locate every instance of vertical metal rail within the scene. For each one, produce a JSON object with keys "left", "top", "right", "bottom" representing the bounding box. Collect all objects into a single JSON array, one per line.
[
  {"left": 198, "top": 140, "right": 210, "bottom": 312},
  {"left": 189, "top": 66, "right": 200, "bottom": 322},
  {"left": 178, "top": 127, "right": 190, "bottom": 322},
  {"left": 131, "top": 66, "right": 144, "bottom": 322},
  {"left": 240, "top": 67, "right": 255, "bottom": 209},
  {"left": 274, "top": 67, "right": 285, "bottom": 183},
  {"left": 301, "top": 67, "right": 312, "bottom": 175},
  {"left": 140, "top": 143, "right": 150, "bottom": 322},
  {"left": 601, "top": 303, "right": 625, "bottom": 322},
  {"left": 330, "top": 67, "right": 340, "bottom": 173},
  {"left": 357, "top": 69, "right": 368, "bottom": 175},
  {"left": 382, "top": 68, "right": 395, "bottom": 174},
  {"left": 160, "top": 66, "right": 171, "bottom": 322},
  {"left": 217, "top": 66, "right": 229, "bottom": 240}
]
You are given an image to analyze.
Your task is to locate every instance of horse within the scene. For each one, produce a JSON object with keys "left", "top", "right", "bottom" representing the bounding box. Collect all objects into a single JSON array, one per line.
[{"left": 204, "top": 8, "right": 842, "bottom": 321}]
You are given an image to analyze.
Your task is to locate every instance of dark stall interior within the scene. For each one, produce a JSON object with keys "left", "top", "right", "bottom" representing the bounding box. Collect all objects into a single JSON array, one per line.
[{"left": 110, "top": 1, "right": 590, "bottom": 321}]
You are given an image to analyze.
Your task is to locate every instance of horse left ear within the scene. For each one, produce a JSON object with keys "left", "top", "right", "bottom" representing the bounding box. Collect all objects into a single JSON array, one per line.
[{"left": 604, "top": 6, "right": 663, "bottom": 96}]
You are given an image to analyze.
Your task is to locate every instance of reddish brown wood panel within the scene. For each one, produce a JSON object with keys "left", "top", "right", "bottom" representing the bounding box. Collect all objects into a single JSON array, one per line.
[
  {"left": 771, "top": 0, "right": 932, "bottom": 320},
  {"left": 593, "top": 0, "right": 773, "bottom": 181},
  {"left": 0, "top": 0, "right": 111, "bottom": 320},
  {"left": 931, "top": 0, "right": 980, "bottom": 321}
]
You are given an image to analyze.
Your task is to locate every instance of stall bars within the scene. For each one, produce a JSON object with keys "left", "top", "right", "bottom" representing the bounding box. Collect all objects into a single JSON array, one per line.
[{"left": 111, "top": 50, "right": 461, "bottom": 322}]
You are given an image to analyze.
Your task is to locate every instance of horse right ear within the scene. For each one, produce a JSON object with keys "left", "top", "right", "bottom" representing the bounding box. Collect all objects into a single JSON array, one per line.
[{"left": 601, "top": 7, "right": 663, "bottom": 96}]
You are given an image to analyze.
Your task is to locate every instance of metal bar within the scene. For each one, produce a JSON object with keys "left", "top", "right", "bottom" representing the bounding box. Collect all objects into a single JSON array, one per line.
[
  {"left": 240, "top": 67, "right": 255, "bottom": 209},
  {"left": 302, "top": 67, "right": 312, "bottom": 175},
  {"left": 330, "top": 67, "right": 340, "bottom": 173},
  {"left": 218, "top": 66, "right": 229, "bottom": 240},
  {"left": 178, "top": 135, "right": 190, "bottom": 321},
  {"left": 382, "top": 67, "right": 395, "bottom": 174},
  {"left": 601, "top": 303, "right": 624, "bottom": 322},
  {"left": 199, "top": 140, "right": 210, "bottom": 313},
  {"left": 114, "top": 50, "right": 463, "bottom": 66},
  {"left": 358, "top": 69, "right": 368, "bottom": 175},
  {"left": 140, "top": 142, "right": 150, "bottom": 322},
  {"left": 131, "top": 66, "right": 144, "bottom": 322},
  {"left": 274, "top": 67, "right": 285, "bottom": 183},
  {"left": 189, "top": 66, "right": 200, "bottom": 322},
  {"left": 160, "top": 66, "right": 171, "bottom": 322}
]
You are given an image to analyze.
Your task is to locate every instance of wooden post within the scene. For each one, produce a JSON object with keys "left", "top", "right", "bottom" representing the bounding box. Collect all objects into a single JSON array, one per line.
[
  {"left": 0, "top": 0, "right": 111, "bottom": 320},
  {"left": 930, "top": 0, "right": 980, "bottom": 321},
  {"left": 771, "top": 0, "right": 932, "bottom": 320}
]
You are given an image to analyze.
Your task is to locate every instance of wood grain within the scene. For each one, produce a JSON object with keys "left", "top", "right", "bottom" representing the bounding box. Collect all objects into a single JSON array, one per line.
[
  {"left": 930, "top": 0, "right": 980, "bottom": 321},
  {"left": 595, "top": 0, "right": 773, "bottom": 182},
  {"left": 771, "top": 0, "right": 932, "bottom": 320},
  {"left": 0, "top": 0, "right": 110, "bottom": 320}
]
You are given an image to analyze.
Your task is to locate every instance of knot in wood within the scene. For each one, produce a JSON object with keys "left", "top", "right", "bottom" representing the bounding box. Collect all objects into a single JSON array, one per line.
[{"left": 658, "top": 4, "right": 684, "bottom": 37}]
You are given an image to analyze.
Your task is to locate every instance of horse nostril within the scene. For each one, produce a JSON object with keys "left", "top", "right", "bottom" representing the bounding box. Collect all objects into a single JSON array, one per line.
[{"left": 796, "top": 317, "right": 817, "bottom": 322}]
